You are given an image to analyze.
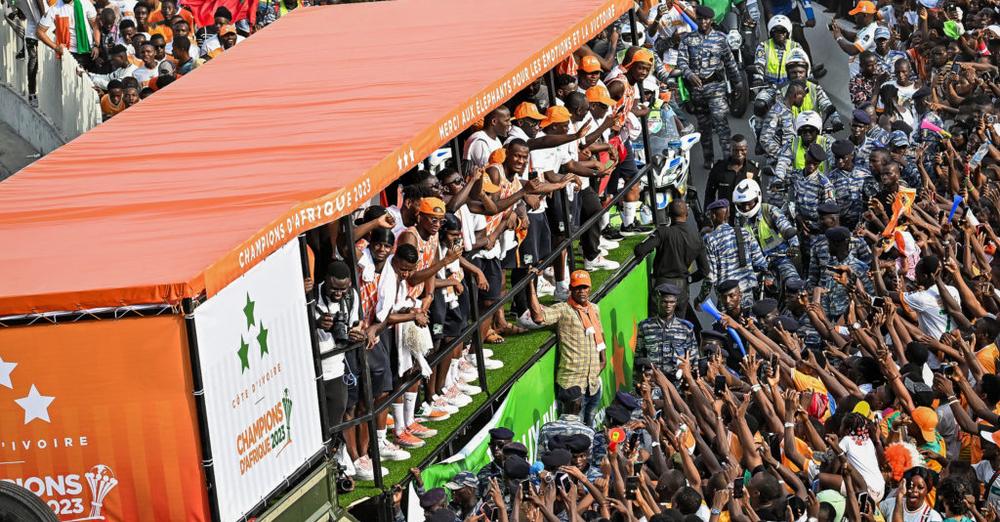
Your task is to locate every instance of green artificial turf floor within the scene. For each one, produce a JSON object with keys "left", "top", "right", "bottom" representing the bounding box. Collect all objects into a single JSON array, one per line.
[{"left": 339, "top": 232, "right": 646, "bottom": 507}]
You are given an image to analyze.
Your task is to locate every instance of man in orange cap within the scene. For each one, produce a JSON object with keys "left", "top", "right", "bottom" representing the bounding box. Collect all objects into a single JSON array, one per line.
[
  {"left": 577, "top": 55, "right": 604, "bottom": 92},
  {"left": 527, "top": 269, "right": 606, "bottom": 426},
  {"left": 391, "top": 197, "right": 465, "bottom": 446},
  {"left": 830, "top": 0, "right": 882, "bottom": 75},
  {"left": 508, "top": 102, "right": 547, "bottom": 143}
]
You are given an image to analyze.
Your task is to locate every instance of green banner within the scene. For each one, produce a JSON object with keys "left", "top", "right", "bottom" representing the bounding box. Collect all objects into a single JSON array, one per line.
[{"left": 421, "top": 260, "right": 649, "bottom": 489}]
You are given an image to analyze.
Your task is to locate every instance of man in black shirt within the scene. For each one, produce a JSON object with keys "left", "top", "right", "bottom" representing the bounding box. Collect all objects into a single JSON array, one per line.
[
  {"left": 635, "top": 200, "right": 709, "bottom": 319},
  {"left": 704, "top": 135, "right": 759, "bottom": 216}
]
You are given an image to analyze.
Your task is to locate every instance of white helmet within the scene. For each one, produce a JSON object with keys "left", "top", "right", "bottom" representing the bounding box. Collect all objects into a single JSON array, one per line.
[
  {"left": 733, "top": 178, "right": 762, "bottom": 218},
  {"left": 795, "top": 110, "right": 823, "bottom": 133},
  {"left": 767, "top": 15, "right": 793, "bottom": 34},
  {"left": 785, "top": 48, "right": 811, "bottom": 70}
]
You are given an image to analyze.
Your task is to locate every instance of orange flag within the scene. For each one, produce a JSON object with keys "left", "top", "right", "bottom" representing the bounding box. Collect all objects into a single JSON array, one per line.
[{"left": 882, "top": 187, "right": 917, "bottom": 238}]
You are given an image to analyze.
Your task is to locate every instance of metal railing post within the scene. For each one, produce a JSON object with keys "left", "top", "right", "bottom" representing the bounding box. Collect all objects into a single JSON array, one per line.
[
  {"left": 560, "top": 189, "right": 577, "bottom": 272},
  {"left": 299, "top": 235, "right": 332, "bottom": 446},
  {"left": 467, "top": 281, "right": 490, "bottom": 395}
]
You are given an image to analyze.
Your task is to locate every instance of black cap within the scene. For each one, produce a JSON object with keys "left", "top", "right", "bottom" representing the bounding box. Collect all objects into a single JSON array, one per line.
[
  {"left": 635, "top": 357, "right": 653, "bottom": 370},
  {"left": 774, "top": 315, "right": 800, "bottom": 331},
  {"left": 489, "top": 427, "right": 515, "bottom": 441},
  {"left": 824, "top": 226, "right": 851, "bottom": 242},
  {"left": 852, "top": 109, "right": 872, "bottom": 124},
  {"left": 565, "top": 433, "right": 592, "bottom": 453},
  {"left": 785, "top": 279, "right": 806, "bottom": 292},
  {"left": 502, "top": 442, "right": 529, "bottom": 458},
  {"left": 420, "top": 488, "right": 447, "bottom": 509},
  {"left": 695, "top": 4, "right": 715, "bottom": 18},
  {"left": 818, "top": 201, "right": 841, "bottom": 215},
  {"left": 913, "top": 86, "right": 932, "bottom": 99},
  {"left": 556, "top": 386, "right": 583, "bottom": 402},
  {"left": 751, "top": 298, "right": 779, "bottom": 318},
  {"left": 807, "top": 143, "right": 828, "bottom": 163},
  {"left": 541, "top": 449, "right": 572, "bottom": 469},
  {"left": 605, "top": 404, "right": 632, "bottom": 426},
  {"left": 655, "top": 283, "right": 682, "bottom": 296},
  {"left": 615, "top": 391, "right": 641, "bottom": 411},
  {"left": 831, "top": 139, "right": 855, "bottom": 158},
  {"left": 549, "top": 434, "right": 570, "bottom": 450},
  {"left": 717, "top": 279, "right": 740, "bottom": 293},
  {"left": 503, "top": 455, "right": 531, "bottom": 479}
]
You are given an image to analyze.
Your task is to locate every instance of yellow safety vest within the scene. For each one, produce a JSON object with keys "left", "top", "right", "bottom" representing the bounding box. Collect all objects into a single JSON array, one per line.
[
  {"left": 765, "top": 39, "right": 792, "bottom": 82},
  {"left": 755, "top": 212, "right": 782, "bottom": 251},
  {"left": 792, "top": 135, "right": 828, "bottom": 172},
  {"left": 791, "top": 83, "right": 816, "bottom": 119}
]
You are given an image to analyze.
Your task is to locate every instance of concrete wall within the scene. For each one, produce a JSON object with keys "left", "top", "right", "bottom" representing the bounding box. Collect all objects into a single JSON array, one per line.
[{"left": 0, "top": 18, "right": 101, "bottom": 153}]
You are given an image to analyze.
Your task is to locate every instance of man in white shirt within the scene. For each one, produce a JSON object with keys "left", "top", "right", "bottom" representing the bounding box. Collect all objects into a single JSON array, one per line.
[
  {"left": 35, "top": 0, "right": 101, "bottom": 72},
  {"left": 316, "top": 261, "right": 364, "bottom": 431},
  {"left": 829, "top": 0, "right": 883, "bottom": 76},
  {"left": 18, "top": 0, "right": 47, "bottom": 106},
  {"left": 902, "top": 256, "right": 961, "bottom": 341},
  {"left": 463, "top": 106, "right": 511, "bottom": 171},
  {"left": 88, "top": 44, "right": 137, "bottom": 89},
  {"left": 132, "top": 42, "right": 159, "bottom": 87}
]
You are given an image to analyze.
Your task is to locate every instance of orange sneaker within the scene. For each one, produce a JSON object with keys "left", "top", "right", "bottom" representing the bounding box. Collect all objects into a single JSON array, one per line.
[
  {"left": 408, "top": 422, "right": 438, "bottom": 439},
  {"left": 386, "top": 414, "right": 394, "bottom": 429},
  {"left": 396, "top": 430, "right": 425, "bottom": 449},
  {"left": 418, "top": 402, "right": 451, "bottom": 422}
]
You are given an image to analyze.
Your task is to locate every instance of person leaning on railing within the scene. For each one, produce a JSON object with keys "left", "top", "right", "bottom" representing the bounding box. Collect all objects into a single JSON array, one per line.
[{"left": 526, "top": 269, "right": 606, "bottom": 427}]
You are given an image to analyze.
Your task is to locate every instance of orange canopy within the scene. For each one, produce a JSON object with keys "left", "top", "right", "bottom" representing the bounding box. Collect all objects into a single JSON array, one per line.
[{"left": 0, "top": 0, "right": 630, "bottom": 315}]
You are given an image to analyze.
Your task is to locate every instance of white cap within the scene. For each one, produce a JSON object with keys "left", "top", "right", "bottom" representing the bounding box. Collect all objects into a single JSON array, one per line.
[
  {"left": 795, "top": 111, "right": 823, "bottom": 132},
  {"left": 767, "top": 15, "right": 792, "bottom": 34}
]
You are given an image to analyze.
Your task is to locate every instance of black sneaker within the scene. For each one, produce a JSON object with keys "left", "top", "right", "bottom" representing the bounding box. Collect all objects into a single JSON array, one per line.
[
  {"left": 602, "top": 227, "right": 625, "bottom": 241},
  {"left": 620, "top": 223, "right": 653, "bottom": 236}
]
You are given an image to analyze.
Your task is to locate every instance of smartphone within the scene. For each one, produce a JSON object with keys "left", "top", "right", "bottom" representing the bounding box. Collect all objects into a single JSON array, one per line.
[
  {"left": 625, "top": 475, "right": 639, "bottom": 500},
  {"left": 633, "top": 460, "right": 644, "bottom": 476},
  {"left": 520, "top": 479, "right": 532, "bottom": 501},
  {"left": 555, "top": 472, "right": 572, "bottom": 492},
  {"left": 714, "top": 375, "right": 727, "bottom": 397},
  {"left": 951, "top": 61, "right": 961, "bottom": 74},
  {"left": 628, "top": 431, "right": 641, "bottom": 452},
  {"left": 872, "top": 296, "right": 886, "bottom": 308},
  {"left": 944, "top": 363, "right": 957, "bottom": 376},
  {"left": 768, "top": 433, "right": 783, "bottom": 461},
  {"left": 858, "top": 492, "right": 871, "bottom": 512},
  {"left": 733, "top": 477, "right": 745, "bottom": 499}
]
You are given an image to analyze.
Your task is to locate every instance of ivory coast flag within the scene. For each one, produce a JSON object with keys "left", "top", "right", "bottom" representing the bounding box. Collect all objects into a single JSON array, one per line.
[
  {"left": 882, "top": 187, "right": 918, "bottom": 238},
  {"left": 0, "top": 316, "right": 210, "bottom": 521}
]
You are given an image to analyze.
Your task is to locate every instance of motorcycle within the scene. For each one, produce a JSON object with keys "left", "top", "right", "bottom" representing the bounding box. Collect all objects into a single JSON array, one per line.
[{"left": 647, "top": 132, "right": 701, "bottom": 223}]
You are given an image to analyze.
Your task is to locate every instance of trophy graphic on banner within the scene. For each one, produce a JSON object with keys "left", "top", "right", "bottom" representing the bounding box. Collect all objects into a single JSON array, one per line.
[
  {"left": 282, "top": 387, "right": 293, "bottom": 444},
  {"left": 84, "top": 465, "right": 118, "bottom": 519}
]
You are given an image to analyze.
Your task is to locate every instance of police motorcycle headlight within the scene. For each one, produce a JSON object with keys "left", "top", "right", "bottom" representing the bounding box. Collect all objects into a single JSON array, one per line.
[{"left": 726, "top": 30, "right": 742, "bottom": 51}]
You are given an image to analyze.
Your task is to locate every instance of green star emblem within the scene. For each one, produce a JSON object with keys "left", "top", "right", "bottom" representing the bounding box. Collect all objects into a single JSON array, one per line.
[
  {"left": 243, "top": 293, "right": 256, "bottom": 329},
  {"left": 237, "top": 336, "right": 250, "bottom": 373},
  {"left": 257, "top": 322, "right": 269, "bottom": 357}
]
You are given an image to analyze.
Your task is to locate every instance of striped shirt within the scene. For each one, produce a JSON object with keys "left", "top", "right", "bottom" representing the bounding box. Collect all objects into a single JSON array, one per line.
[
  {"left": 827, "top": 166, "right": 878, "bottom": 228},
  {"left": 704, "top": 223, "right": 768, "bottom": 294}
]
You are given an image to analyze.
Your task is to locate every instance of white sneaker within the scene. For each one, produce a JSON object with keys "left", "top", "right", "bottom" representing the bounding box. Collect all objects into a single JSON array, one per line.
[
  {"left": 457, "top": 358, "right": 478, "bottom": 382},
  {"left": 599, "top": 248, "right": 609, "bottom": 257},
  {"left": 517, "top": 310, "right": 542, "bottom": 330},
  {"left": 484, "top": 357, "right": 504, "bottom": 370},
  {"left": 432, "top": 396, "right": 460, "bottom": 414},
  {"left": 481, "top": 348, "right": 494, "bottom": 358},
  {"left": 458, "top": 382, "right": 482, "bottom": 396},
  {"left": 536, "top": 277, "right": 556, "bottom": 297},
  {"left": 554, "top": 285, "right": 569, "bottom": 302},
  {"left": 443, "top": 386, "right": 472, "bottom": 407},
  {"left": 28, "top": 94, "right": 38, "bottom": 108},
  {"left": 378, "top": 441, "right": 411, "bottom": 461},
  {"left": 417, "top": 401, "right": 451, "bottom": 422},
  {"left": 353, "top": 456, "right": 388, "bottom": 481},
  {"left": 600, "top": 236, "right": 619, "bottom": 250},
  {"left": 584, "top": 255, "right": 620, "bottom": 271}
]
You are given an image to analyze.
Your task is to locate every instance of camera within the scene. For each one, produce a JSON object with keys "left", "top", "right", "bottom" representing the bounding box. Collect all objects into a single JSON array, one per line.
[{"left": 330, "top": 311, "right": 350, "bottom": 343}]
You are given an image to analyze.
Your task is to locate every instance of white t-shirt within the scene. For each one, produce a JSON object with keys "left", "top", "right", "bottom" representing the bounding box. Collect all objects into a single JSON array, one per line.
[
  {"left": 374, "top": 257, "right": 415, "bottom": 323},
  {"left": 974, "top": 460, "right": 1000, "bottom": 513},
  {"left": 877, "top": 81, "right": 918, "bottom": 129},
  {"left": 200, "top": 33, "right": 245, "bottom": 56},
  {"left": 315, "top": 284, "right": 360, "bottom": 380},
  {"left": 647, "top": 1, "right": 694, "bottom": 39},
  {"left": 903, "top": 285, "right": 960, "bottom": 341},
  {"left": 38, "top": 0, "right": 97, "bottom": 49},
  {"left": 463, "top": 130, "right": 502, "bottom": 169},
  {"left": 839, "top": 436, "right": 886, "bottom": 500},
  {"left": 848, "top": 22, "right": 882, "bottom": 77},
  {"left": 132, "top": 66, "right": 158, "bottom": 87},
  {"left": 386, "top": 205, "right": 408, "bottom": 238},
  {"left": 878, "top": 496, "right": 943, "bottom": 522},
  {"left": 21, "top": 0, "right": 46, "bottom": 35}
]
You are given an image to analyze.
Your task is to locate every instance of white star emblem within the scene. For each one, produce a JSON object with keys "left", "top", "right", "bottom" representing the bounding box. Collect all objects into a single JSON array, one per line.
[
  {"left": 0, "top": 357, "right": 15, "bottom": 389},
  {"left": 15, "top": 385, "right": 55, "bottom": 424}
]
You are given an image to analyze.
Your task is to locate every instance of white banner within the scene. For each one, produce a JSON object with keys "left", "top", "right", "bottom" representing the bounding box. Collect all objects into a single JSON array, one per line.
[{"left": 194, "top": 240, "right": 322, "bottom": 522}]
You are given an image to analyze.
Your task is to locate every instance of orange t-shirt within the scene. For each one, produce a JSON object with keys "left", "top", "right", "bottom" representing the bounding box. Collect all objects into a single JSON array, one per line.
[
  {"left": 99, "top": 94, "right": 125, "bottom": 118},
  {"left": 148, "top": 8, "right": 195, "bottom": 28},
  {"left": 977, "top": 344, "right": 999, "bottom": 374}
]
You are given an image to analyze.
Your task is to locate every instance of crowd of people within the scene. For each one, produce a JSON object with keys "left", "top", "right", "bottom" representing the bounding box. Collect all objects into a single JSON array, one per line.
[
  {"left": 369, "top": 0, "right": 1000, "bottom": 520},
  {"left": 1, "top": 0, "right": 321, "bottom": 114}
]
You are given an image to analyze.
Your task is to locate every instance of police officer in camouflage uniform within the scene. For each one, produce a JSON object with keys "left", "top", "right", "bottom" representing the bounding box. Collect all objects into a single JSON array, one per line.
[
  {"left": 476, "top": 427, "right": 513, "bottom": 497},
  {"left": 677, "top": 5, "right": 742, "bottom": 167},
  {"left": 636, "top": 283, "right": 697, "bottom": 379},
  {"left": 759, "top": 80, "right": 806, "bottom": 165},
  {"left": 537, "top": 386, "right": 596, "bottom": 454}
]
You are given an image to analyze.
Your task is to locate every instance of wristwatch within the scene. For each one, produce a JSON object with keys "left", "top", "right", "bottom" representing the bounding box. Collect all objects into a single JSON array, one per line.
[
  {"left": 711, "top": 508, "right": 722, "bottom": 515},
  {"left": 851, "top": 322, "right": 862, "bottom": 330}
]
